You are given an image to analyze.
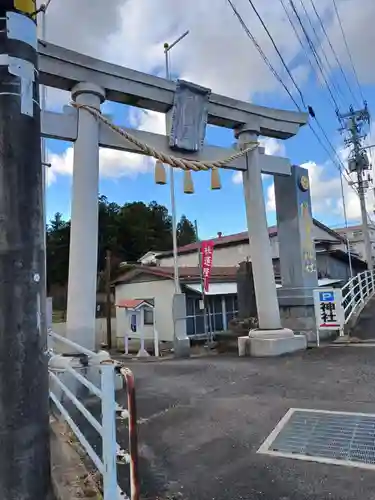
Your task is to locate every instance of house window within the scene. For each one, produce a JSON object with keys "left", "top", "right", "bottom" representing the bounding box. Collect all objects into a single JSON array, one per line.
[
  {"left": 207, "top": 295, "right": 224, "bottom": 332},
  {"left": 185, "top": 293, "right": 238, "bottom": 337},
  {"left": 224, "top": 295, "right": 238, "bottom": 325},
  {"left": 185, "top": 296, "right": 205, "bottom": 336},
  {"left": 143, "top": 307, "right": 154, "bottom": 325}
]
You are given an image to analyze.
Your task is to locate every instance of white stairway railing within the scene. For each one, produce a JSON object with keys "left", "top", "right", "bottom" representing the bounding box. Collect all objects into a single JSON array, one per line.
[
  {"left": 342, "top": 270, "right": 375, "bottom": 326},
  {"left": 48, "top": 331, "right": 140, "bottom": 500}
]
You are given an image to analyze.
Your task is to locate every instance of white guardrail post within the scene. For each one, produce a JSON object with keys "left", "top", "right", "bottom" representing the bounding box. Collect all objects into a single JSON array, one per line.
[
  {"left": 359, "top": 273, "right": 365, "bottom": 304},
  {"left": 101, "top": 361, "right": 118, "bottom": 499},
  {"left": 48, "top": 330, "right": 138, "bottom": 500}
]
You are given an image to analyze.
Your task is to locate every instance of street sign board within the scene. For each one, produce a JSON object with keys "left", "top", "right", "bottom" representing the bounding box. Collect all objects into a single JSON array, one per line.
[{"left": 313, "top": 288, "right": 344, "bottom": 332}]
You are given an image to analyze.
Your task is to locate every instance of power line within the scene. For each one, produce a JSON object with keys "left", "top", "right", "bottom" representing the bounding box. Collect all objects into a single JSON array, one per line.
[
  {"left": 332, "top": 0, "right": 365, "bottom": 104},
  {"left": 308, "top": 122, "right": 352, "bottom": 186},
  {"left": 297, "top": 0, "right": 348, "bottom": 109},
  {"left": 287, "top": 0, "right": 341, "bottom": 114},
  {"left": 230, "top": 0, "right": 350, "bottom": 179},
  {"left": 279, "top": 0, "right": 317, "bottom": 75},
  {"left": 313, "top": 118, "right": 350, "bottom": 176},
  {"left": 279, "top": 0, "right": 346, "bottom": 113},
  {"left": 308, "top": 0, "right": 360, "bottom": 108},
  {"left": 245, "top": 0, "right": 307, "bottom": 108},
  {"left": 226, "top": 0, "right": 302, "bottom": 110},
  {"left": 226, "top": 0, "right": 361, "bottom": 210}
]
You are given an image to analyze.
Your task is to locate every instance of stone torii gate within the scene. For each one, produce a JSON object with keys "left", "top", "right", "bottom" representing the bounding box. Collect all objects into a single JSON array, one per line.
[{"left": 38, "top": 40, "right": 311, "bottom": 355}]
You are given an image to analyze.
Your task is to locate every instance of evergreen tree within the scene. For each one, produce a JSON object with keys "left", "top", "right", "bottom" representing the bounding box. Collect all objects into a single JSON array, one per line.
[
  {"left": 46, "top": 199, "right": 196, "bottom": 295},
  {"left": 177, "top": 215, "right": 197, "bottom": 246}
]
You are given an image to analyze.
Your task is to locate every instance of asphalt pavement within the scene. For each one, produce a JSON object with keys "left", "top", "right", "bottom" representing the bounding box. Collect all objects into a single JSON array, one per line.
[{"left": 116, "top": 347, "right": 375, "bottom": 500}]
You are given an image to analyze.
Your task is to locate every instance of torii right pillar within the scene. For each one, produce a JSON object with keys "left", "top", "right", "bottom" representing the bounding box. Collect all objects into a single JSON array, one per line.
[
  {"left": 237, "top": 125, "right": 307, "bottom": 356},
  {"left": 274, "top": 165, "right": 319, "bottom": 343}
]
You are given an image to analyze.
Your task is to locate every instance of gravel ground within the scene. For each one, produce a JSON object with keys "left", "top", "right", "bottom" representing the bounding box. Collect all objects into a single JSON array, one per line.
[{"left": 116, "top": 346, "right": 375, "bottom": 500}]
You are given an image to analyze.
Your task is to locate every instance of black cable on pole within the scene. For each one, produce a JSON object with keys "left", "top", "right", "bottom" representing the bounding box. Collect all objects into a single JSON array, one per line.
[
  {"left": 226, "top": 0, "right": 302, "bottom": 111},
  {"left": 309, "top": 122, "right": 355, "bottom": 189},
  {"left": 332, "top": 0, "right": 365, "bottom": 104},
  {"left": 308, "top": 0, "right": 360, "bottom": 108},
  {"left": 288, "top": 0, "right": 341, "bottom": 114},
  {"left": 298, "top": 0, "right": 347, "bottom": 109},
  {"left": 279, "top": 0, "right": 317, "bottom": 78},
  {"left": 233, "top": 0, "right": 349, "bottom": 178},
  {"left": 226, "top": 0, "right": 360, "bottom": 203},
  {"left": 312, "top": 115, "right": 350, "bottom": 176},
  {"left": 280, "top": 0, "right": 347, "bottom": 113},
  {"left": 246, "top": 0, "right": 308, "bottom": 108}
]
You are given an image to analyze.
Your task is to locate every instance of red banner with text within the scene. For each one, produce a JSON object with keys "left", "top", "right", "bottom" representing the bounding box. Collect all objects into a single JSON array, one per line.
[{"left": 200, "top": 240, "right": 214, "bottom": 293}]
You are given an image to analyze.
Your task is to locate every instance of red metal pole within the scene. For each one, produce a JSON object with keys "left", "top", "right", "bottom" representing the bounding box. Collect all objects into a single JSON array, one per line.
[{"left": 121, "top": 368, "right": 140, "bottom": 500}]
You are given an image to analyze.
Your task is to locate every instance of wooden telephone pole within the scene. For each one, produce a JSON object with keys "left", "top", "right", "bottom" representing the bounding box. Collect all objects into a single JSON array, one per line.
[
  {"left": 105, "top": 249, "right": 112, "bottom": 349},
  {"left": 0, "top": 1, "right": 51, "bottom": 498}
]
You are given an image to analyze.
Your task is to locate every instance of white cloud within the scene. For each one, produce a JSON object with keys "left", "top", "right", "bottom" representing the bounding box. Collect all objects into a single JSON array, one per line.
[
  {"left": 232, "top": 137, "right": 286, "bottom": 184},
  {"left": 130, "top": 109, "right": 166, "bottom": 135},
  {"left": 41, "top": 0, "right": 308, "bottom": 102},
  {"left": 47, "top": 147, "right": 154, "bottom": 187},
  {"left": 321, "top": 0, "right": 375, "bottom": 87},
  {"left": 41, "top": 0, "right": 375, "bottom": 107}
]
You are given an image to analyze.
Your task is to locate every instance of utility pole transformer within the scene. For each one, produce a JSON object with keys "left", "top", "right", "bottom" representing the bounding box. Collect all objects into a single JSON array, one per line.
[
  {"left": 338, "top": 105, "right": 373, "bottom": 270},
  {"left": 0, "top": 1, "right": 51, "bottom": 499}
]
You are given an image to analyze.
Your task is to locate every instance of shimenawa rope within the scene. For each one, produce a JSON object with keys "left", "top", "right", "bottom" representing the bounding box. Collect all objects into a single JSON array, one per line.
[{"left": 71, "top": 102, "right": 259, "bottom": 172}]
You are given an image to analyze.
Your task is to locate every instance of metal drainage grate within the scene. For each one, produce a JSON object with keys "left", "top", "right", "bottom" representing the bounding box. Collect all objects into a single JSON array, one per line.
[{"left": 258, "top": 408, "right": 375, "bottom": 470}]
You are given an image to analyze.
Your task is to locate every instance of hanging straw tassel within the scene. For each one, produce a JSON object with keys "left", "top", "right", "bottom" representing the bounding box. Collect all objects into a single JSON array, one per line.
[
  {"left": 154, "top": 159, "right": 167, "bottom": 185},
  {"left": 183, "top": 169, "right": 195, "bottom": 194},
  {"left": 210, "top": 167, "right": 221, "bottom": 190}
]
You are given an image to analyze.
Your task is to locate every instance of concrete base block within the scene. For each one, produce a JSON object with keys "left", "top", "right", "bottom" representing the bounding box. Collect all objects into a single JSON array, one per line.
[
  {"left": 249, "top": 328, "right": 294, "bottom": 339},
  {"left": 173, "top": 337, "right": 191, "bottom": 358},
  {"left": 250, "top": 335, "right": 307, "bottom": 357},
  {"left": 279, "top": 302, "right": 317, "bottom": 342},
  {"left": 238, "top": 336, "right": 250, "bottom": 357}
]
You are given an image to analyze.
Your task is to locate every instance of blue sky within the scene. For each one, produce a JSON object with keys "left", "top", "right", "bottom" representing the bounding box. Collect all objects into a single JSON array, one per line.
[{"left": 44, "top": 0, "right": 375, "bottom": 241}]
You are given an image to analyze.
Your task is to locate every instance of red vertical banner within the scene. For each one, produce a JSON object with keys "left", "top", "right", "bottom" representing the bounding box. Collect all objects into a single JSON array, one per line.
[{"left": 200, "top": 240, "right": 214, "bottom": 292}]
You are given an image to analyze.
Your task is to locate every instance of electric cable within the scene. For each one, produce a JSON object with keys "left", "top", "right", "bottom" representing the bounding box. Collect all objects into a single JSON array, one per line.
[
  {"left": 332, "top": 0, "right": 365, "bottom": 104},
  {"left": 308, "top": 0, "right": 361, "bottom": 108}
]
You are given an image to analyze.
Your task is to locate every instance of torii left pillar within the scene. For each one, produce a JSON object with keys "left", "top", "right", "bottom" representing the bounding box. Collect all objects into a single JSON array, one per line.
[{"left": 66, "top": 83, "right": 105, "bottom": 350}]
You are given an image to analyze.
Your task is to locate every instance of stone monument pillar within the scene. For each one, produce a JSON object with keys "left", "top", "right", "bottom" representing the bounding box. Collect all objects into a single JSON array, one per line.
[
  {"left": 236, "top": 261, "right": 257, "bottom": 320},
  {"left": 274, "top": 165, "right": 319, "bottom": 342}
]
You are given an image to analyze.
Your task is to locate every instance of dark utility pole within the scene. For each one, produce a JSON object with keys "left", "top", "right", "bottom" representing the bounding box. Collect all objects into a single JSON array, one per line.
[
  {"left": 338, "top": 105, "right": 373, "bottom": 269},
  {"left": 0, "top": 1, "right": 51, "bottom": 499},
  {"left": 105, "top": 249, "right": 112, "bottom": 350}
]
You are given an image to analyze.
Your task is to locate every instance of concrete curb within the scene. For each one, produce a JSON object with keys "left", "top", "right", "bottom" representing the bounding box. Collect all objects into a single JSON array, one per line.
[{"left": 50, "top": 418, "right": 102, "bottom": 500}]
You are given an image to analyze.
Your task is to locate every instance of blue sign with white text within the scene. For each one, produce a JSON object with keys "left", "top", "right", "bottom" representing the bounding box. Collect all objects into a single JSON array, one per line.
[{"left": 319, "top": 291, "right": 334, "bottom": 302}]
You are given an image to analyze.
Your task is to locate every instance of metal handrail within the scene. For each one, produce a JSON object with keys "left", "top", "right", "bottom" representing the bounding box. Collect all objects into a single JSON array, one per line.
[
  {"left": 342, "top": 270, "right": 375, "bottom": 325},
  {"left": 48, "top": 329, "right": 98, "bottom": 358},
  {"left": 48, "top": 331, "right": 139, "bottom": 500}
]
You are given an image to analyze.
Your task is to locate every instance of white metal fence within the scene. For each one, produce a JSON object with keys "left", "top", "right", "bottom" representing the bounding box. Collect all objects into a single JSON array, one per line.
[
  {"left": 48, "top": 331, "right": 139, "bottom": 500},
  {"left": 342, "top": 270, "right": 375, "bottom": 325}
]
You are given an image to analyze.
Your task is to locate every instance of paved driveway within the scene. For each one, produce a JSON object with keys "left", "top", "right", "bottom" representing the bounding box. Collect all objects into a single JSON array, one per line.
[{"left": 116, "top": 347, "right": 375, "bottom": 499}]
